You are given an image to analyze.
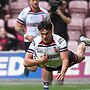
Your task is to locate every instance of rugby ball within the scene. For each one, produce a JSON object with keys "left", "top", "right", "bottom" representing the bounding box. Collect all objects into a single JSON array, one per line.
[{"left": 33, "top": 52, "right": 46, "bottom": 68}]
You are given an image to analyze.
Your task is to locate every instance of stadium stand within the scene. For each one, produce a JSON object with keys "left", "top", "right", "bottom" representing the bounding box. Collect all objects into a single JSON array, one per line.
[
  {"left": 69, "top": 0, "right": 88, "bottom": 19},
  {"left": 67, "top": 18, "right": 84, "bottom": 41},
  {"left": 1, "top": 0, "right": 90, "bottom": 51},
  {"left": 9, "top": 1, "right": 28, "bottom": 18},
  {"left": 7, "top": 19, "right": 16, "bottom": 28},
  {"left": 0, "top": 19, "right": 4, "bottom": 27},
  {"left": 88, "top": 1, "right": 90, "bottom": 17},
  {"left": 7, "top": 18, "right": 24, "bottom": 49},
  {"left": 68, "top": 40, "right": 78, "bottom": 52},
  {"left": 39, "top": 1, "right": 51, "bottom": 11},
  {"left": 84, "top": 17, "right": 90, "bottom": 38}
]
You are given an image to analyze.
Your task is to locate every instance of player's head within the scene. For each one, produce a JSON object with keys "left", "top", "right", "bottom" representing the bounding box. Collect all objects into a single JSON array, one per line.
[
  {"left": 28, "top": 0, "right": 40, "bottom": 11},
  {"left": 38, "top": 20, "right": 53, "bottom": 44},
  {"left": 38, "top": 20, "right": 52, "bottom": 32}
]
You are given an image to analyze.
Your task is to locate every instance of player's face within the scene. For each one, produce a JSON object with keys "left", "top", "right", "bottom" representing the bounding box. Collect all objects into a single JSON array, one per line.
[
  {"left": 40, "top": 29, "right": 52, "bottom": 44},
  {"left": 29, "top": 0, "right": 39, "bottom": 10}
]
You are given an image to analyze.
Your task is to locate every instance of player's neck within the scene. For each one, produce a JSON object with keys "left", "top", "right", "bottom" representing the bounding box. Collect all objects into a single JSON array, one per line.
[
  {"left": 31, "top": 6, "right": 39, "bottom": 12},
  {"left": 44, "top": 36, "right": 54, "bottom": 45}
]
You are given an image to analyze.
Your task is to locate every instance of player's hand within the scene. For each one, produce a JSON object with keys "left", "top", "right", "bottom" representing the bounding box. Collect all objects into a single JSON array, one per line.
[
  {"left": 56, "top": 72, "right": 65, "bottom": 81},
  {"left": 24, "top": 34, "right": 35, "bottom": 42},
  {"left": 39, "top": 54, "right": 48, "bottom": 63}
]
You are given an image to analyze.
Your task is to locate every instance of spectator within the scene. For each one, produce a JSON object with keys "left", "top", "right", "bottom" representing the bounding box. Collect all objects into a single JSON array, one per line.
[
  {"left": 0, "top": 0, "right": 16, "bottom": 46},
  {"left": 0, "top": 27, "right": 18, "bottom": 51},
  {"left": 4, "top": 18, "right": 24, "bottom": 50},
  {"left": 0, "top": 0, "right": 10, "bottom": 20},
  {"left": 50, "top": 0, "right": 71, "bottom": 43},
  {"left": 4, "top": 20, "right": 17, "bottom": 38}
]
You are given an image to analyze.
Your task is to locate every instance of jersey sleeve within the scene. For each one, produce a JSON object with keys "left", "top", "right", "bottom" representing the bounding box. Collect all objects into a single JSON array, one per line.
[
  {"left": 17, "top": 8, "right": 28, "bottom": 25},
  {"left": 27, "top": 41, "right": 36, "bottom": 53},
  {"left": 58, "top": 37, "right": 68, "bottom": 52}
]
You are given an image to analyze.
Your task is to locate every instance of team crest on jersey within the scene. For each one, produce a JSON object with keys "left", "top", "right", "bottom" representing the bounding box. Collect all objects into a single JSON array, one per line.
[
  {"left": 41, "top": 15, "right": 44, "bottom": 20},
  {"left": 53, "top": 47, "right": 58, "bottom": 53},
  {"left": 37, "top": 48, "right": 43, "bottom": 53}
]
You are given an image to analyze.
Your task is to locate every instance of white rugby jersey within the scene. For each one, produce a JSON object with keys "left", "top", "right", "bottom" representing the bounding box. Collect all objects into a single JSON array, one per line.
[
  {"left": 17, "top": 6, "right": 50, "bottom": 42},
  {"left": 28, "top": 34, "right": 68, "bottom": 68}
]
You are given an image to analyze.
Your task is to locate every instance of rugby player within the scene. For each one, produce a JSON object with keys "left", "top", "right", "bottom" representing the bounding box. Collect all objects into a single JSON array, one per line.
[
  {"left": 23, "top": 20, "right": 90, "bottom": 90},
  {"left": 15, "top": 0, "right": 50, "bottom": 76}
]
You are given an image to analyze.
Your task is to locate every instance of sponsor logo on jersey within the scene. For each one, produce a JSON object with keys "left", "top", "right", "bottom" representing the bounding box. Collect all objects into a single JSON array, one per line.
[
  {"left": 53, "top": 47, "right": 58, "bottom": 53},
  {"left": 48, "top": 54, "right": 60, "bottom": 59}
]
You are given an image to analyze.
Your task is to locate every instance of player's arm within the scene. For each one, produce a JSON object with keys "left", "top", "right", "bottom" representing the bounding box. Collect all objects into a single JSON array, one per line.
[
  {"left": 57, "top": 50, "right": 69, "bottom": 81},
  {"left": 56, "top": 37, "right": 69, "bottom": 81},
  {"left": 23, "top": 52, "right": 48, "bottom": 67},
  {"left": 15, "top": 8, "right": 27, "bottom": 36},
  {"left": 15, "top": 22, "right": 35, "bottom": 42},
  {"left": 15, "top": 22, "right": 25, "bottom": 36}
]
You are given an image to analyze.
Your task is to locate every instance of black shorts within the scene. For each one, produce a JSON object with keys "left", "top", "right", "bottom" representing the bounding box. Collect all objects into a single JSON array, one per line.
[
  {"left": 24, "top": 42, "right": 31, "bottom": 52},
  {"left": 45, "top": 50, "right": 78, "bottom": 72}
]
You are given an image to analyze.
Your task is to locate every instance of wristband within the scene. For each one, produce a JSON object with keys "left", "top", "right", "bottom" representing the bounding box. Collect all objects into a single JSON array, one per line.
[{"left": 24, "top": 34, "right": 28, "bottom": 38}]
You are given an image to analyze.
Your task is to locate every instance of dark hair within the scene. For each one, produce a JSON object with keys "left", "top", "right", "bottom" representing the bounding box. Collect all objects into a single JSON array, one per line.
[
  {"left": 50, "top": 0, "right": 63, "bottom": 13},
  {"left": 38, "top": 20, "right": 52, "bottom": 31}
]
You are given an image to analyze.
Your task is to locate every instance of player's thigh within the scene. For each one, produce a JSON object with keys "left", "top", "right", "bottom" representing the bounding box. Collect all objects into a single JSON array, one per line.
[{"left": 68, "top": 50, "right": 78, "bottom": 67}]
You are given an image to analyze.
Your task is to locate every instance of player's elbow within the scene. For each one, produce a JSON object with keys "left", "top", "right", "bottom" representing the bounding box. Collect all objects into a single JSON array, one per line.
[
  {"left": 15, "top": 22, "right": 22, "bottom": 31},
  {"left": 23, "top": 62, "right": 27, "bottom": 67},
  {"left": 23, "top": 59, "right": 30, "bottom": 67}
]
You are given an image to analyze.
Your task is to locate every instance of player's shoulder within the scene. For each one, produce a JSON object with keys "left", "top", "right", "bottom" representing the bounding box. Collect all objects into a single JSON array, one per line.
[
  {"left": 53, "top": 34, "right": 66, "bottom": 43},
  {"left": 53, "top": 34, "right": 64, "bottom": 40}
]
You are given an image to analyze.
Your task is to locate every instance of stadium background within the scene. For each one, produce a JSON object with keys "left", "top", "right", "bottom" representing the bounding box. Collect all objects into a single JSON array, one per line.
[
  {"left": 0, "top": 51, "right": 90, "bottom": 90},
  {"left": 0, "top": 0, "right": 90, "bottom": 89},
  {"left": 0, "top": 52, "right": 90, "bottom": 79}
]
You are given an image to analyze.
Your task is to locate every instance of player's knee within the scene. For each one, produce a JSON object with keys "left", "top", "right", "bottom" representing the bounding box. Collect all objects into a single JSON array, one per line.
[
  {"left": 83, "top": 56, "right": 85, "bottom": 60},
  {"left": 81, "top": 56, "right": 85, "bottom": 61},
  {"left": 78, "top": 56, "right": 85, "bottom": 63}
]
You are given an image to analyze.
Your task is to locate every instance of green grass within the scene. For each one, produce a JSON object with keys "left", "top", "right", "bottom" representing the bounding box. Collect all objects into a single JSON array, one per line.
[{"left": 0, "top": 84, "right": 90, "bottom": 90}]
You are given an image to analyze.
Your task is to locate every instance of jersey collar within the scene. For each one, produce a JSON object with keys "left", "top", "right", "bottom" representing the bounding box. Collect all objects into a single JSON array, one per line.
[{"left": 29, "top": 6, "right": 42, "bottom": 12}]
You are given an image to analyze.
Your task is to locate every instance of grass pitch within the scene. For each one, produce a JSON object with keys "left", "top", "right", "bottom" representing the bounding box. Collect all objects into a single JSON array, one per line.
[{"left": 0, "top": 84, "right": 90, "bottom": 90}]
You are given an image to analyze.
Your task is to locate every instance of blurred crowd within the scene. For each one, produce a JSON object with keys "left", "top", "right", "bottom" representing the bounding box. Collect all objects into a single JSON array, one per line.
[
  {"left": 0, "top": 0, "right": 24, "bottom": 51},
  {"left": 0, "top": 0, "right": 90, "bottom": 51}
]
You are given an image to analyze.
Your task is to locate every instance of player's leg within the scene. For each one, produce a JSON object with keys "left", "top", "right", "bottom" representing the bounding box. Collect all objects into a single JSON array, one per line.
[
  {"left": 48, "top": 71, "right": 53, "bottom": 85},
  {"left": 43, "top": 66, "right": 62, "bottom": 90},
  {"left": 43, "top": 69, "right": 52, "bottom": 90},
  {"left": 80, "top": 36, "right": 90, "bottom": 46},
  {"left": 76, "top": 36, "right": 90, "bottom": 63},
  {"left": 24, "top": 67, "right": 29, "bottom": 77}
]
